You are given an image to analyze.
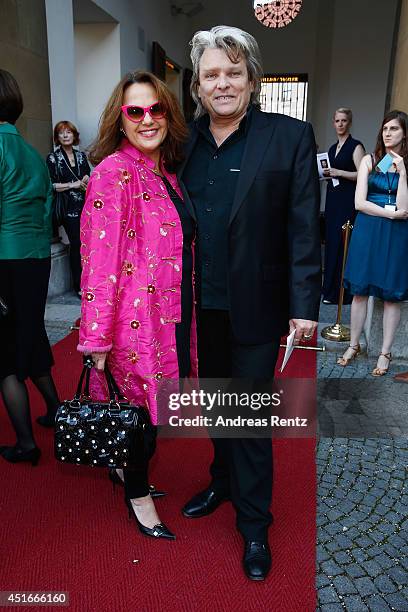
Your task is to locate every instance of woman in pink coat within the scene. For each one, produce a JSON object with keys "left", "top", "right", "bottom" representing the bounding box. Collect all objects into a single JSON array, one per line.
[{"left": 78, "top": 71, "right": 197, "bottom": 541}]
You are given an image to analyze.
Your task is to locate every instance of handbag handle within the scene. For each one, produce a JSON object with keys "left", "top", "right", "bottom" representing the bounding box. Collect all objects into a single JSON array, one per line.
[
  {"left": 0, "top": 295, "right": 8, "bottom": 317},
  {"left": 72, "top": 356, "right": 128, "bottom": 405}
]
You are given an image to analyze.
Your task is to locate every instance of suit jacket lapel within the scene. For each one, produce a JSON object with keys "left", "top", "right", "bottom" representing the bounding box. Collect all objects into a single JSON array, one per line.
[
  {"left": 177, "top": 125, "right": 198, "bottom": 221},
  {"left": 178, "top": 125, "right": 199, "bottom": 179},
  {"left": 178, "top": 179, "right": 197, "bottom": 221},
  {"left": 229, "top": 111, "right": 276, "bottom": 226}
]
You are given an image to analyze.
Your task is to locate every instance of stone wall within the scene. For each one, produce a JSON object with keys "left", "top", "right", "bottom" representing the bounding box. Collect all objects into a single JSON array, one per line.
[
  {"left": 0, "top": 0, "right": 52, "bottom": 157},
  {"left": 390, "top": 0, "right": 408, "bottom": 113}
]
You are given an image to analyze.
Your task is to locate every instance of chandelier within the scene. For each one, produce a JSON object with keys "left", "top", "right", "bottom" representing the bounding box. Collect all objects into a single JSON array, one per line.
[{"left": 253, "top": 1, "right": 303, "bottom": 29}]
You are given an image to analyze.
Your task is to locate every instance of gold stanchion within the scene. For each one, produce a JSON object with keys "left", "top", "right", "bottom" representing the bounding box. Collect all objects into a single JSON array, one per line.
[
  {"left": 279, "top": 344, "right": 326, "bottom": 352},
  {"left": 321, "top": 220, "right": 353, "bottom": 342}
]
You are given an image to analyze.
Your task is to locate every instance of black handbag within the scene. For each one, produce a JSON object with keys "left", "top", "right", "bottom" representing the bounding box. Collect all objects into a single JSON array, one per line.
[
  {"left": 55, "top": 358, "right": 151, "bottom": 468},
  {"left": 53, "top": 190, "right": 70, "bottom": 227}
]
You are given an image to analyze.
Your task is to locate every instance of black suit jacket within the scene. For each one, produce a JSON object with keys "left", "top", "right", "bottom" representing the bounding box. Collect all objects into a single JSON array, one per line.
[{"left": 179, "top": 107, "right": 321, "bottom": 344}]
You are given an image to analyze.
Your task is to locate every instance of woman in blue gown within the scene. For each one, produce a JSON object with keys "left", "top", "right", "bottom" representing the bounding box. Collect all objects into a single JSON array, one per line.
[
  {"left": 322, "top": 108, "right": 365, "bottom": 304},
  {"left": 338, "top": 110, "right": 408, "bottom": 375}
]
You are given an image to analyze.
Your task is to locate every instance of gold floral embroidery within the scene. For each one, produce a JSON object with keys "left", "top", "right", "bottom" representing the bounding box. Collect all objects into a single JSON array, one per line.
[
  {"left": 142, "top": 192, "right": 151, "bottom": 202},
  {"left": 130, "top": 320, "right": 140, "bottom": 329},
  {"left": 93, "top": 199, "right": 104, "bottom": 210},
  {"left": 85, "top": 291, "right": 95, "bottom": 302},
  {"left": 121, "top": 170, "right": 131, "bottom": 184},
  {"left": 127, "top": 229, "right": 136, "bottom": 239},
  {"left": 147, "top": 284, "right": 155, "bottom": 294},
  {"left": 122, "top": 261, "right": 135, "bottom": 276},
  {"left": 128, "top": 351, "right": 140, "bottom": 364}
]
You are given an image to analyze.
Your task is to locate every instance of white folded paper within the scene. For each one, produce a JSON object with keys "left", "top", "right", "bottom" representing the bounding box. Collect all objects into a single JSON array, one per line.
[
  {"left": 316, "top": 152, "right": 339, "bottom": 187},
  {"left": 280, "top": 328, "right": 296, "bottom": 372}
]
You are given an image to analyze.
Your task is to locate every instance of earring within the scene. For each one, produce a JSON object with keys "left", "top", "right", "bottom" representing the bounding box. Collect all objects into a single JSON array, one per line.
[{"left": 120, "top": 127, "right": 126, "bottom": 136}]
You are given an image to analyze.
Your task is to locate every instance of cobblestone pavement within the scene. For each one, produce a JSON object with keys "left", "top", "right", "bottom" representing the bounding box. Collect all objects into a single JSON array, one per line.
[
  {"left": 45, "top": 291, "right": 81, "bottom": 345},
  {"left": 317, "top": 303, "right": 408, "bottom": 611}
]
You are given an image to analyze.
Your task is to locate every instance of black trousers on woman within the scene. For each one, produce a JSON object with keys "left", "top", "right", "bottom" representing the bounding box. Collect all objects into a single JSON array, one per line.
[
  {"left": 123, "top": 312, "right": 192, "bottom": 499},
  {"left": 123, "top": 425, "right": 158, "bottom": 499},
  {"left": 122, "top": 175, "right": 194, "bottom": 499}
]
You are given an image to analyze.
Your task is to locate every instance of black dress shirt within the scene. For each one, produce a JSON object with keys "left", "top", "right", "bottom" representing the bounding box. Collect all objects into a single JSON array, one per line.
[{"left": 183, "top": 108, "right": 252, "bottom": 309}]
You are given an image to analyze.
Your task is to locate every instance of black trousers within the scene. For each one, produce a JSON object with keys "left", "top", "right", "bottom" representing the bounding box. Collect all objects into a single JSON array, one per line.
[
  {"left": 123, "top": 315, "right": 191, "bottom": 498},
  {"left": 123, "top": 425, "right": 158, "bottom": 499},
  {"left": 62, "top": 215, "right": 82, "bottom": 293},
  {"left": 197, "top": 309, "right": 280, "bottom": 542}
]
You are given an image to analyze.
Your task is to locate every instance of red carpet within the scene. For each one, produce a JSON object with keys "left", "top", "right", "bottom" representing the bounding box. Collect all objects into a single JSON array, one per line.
[{"left": 0, "top": 331, "right": 316, "bottom": 612}]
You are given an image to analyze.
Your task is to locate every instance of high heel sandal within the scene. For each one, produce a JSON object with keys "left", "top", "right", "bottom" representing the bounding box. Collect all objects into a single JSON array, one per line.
[
  {"left": 0, "top": 445, "right": 41, "bottom": 466},
  {"left": 371, "top": 352, "right": 392, "bottom": 377},
  {"left": 108, "top": 468, "right": 166, "bottom": 498},
  {"left": 125, "top": 497, "right": 176, "bottom": 540},
  {"left": 337, "top": 344, "right": 361, "bottom": 367}
]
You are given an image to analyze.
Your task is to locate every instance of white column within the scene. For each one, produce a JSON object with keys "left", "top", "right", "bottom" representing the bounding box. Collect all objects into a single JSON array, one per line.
[{"left": 45, "top": 0, "right": 77, "bottom": 127}]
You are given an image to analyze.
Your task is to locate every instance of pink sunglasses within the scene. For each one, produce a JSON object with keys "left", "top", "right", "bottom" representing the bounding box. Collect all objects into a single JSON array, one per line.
[{"left": 121, "top": 102, "right": 166, "bottom": 123}]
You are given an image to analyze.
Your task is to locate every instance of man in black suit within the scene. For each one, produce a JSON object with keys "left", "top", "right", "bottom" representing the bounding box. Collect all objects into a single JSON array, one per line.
[{"left": 180, "top": 25, "right": 321, "bottom": 581}]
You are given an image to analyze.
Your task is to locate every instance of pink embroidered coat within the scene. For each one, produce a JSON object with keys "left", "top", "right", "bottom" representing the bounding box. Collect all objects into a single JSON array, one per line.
[{"left": 77, "top": 141, "right": 197, "bottom": 424}]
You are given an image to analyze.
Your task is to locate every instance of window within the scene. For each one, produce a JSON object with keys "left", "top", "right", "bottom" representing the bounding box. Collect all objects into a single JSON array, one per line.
[{"left": 260, "top": 73, "right": 308, "bottom": 120}]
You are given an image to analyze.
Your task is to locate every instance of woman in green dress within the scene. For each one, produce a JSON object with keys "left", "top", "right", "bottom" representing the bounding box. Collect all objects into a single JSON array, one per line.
[{"left": 0, "top": 70, "right": 61, "bottom": 464}]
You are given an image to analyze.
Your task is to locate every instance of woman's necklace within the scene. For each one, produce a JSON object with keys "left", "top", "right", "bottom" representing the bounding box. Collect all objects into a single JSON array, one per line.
[
  {"left": 62, "top": 146, "right": 75, "bottom": 167},
  {"left": 386, "top": 171, "right": 397, "bottom": 204}
]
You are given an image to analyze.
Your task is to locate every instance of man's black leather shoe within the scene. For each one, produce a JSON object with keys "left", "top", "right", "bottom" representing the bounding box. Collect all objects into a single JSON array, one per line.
[
  {"left": 242, "top": 541, "right": 271, "bottom": 581},
  {"left": 182, "top": 487, "right": 229, "bottom": 518}
]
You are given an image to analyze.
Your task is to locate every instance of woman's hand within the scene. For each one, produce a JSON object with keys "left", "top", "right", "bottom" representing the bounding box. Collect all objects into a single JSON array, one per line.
[
  {"left": 392, "top": 208, "right": 408, "bottom": 220},
  {"left": 390, "top": 150, "right": 406, "bottom": 176},
  {"left": 80, "top": 175, "right": 90, "bottom": 191},
  {"left": 323, "top": 168, "right": 341, "bottom": 178},
  {"left": 89, "top": 352, "right": 108, "bottom": 370},
  {"left": 68, "top": 180, "right": 82, "bottom": 190}
]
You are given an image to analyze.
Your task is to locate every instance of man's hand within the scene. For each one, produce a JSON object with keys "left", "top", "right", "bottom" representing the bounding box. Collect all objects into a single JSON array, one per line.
[{"left": 289, "top": 319, "right": 318, "bottom": 342}]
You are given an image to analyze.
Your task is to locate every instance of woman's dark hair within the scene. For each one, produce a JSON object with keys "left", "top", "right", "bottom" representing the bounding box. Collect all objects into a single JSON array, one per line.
[
  {"left": 0, "top": 69, "right": 23, "bottom": 124},
  {"left": 53, "top": 120, "right": 80, "bottom": 146},
  {"left": 88, "top": 71, "right": 188, "bottom": 170},
  {"left": 373, "top": 110, "right": 408, "bottom": 174}
]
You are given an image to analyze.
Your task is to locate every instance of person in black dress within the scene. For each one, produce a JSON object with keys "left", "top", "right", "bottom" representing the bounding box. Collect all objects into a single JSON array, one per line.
[
  {"left": 46, "top": 121, "right": 91, "bottom": 295},
  {"left": 322, "top": 108, "right": 365, "bottom": 304}
]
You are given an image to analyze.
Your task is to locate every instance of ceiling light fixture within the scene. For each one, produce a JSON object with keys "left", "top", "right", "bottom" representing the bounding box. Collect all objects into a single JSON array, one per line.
[{"left": 253, "top": 1, "right": 303, "bottom": 29}]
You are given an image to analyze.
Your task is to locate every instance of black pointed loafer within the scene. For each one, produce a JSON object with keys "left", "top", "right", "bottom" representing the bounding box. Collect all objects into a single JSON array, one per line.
[
  {"left": 242, "top": 540, "right": 271, "bottom": 581},
  {"left": 125, "top": 498, "right": 175, "bottom": 540},
  {"left": 182, "top": 487, "right": 230, "bottom": 518}
]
